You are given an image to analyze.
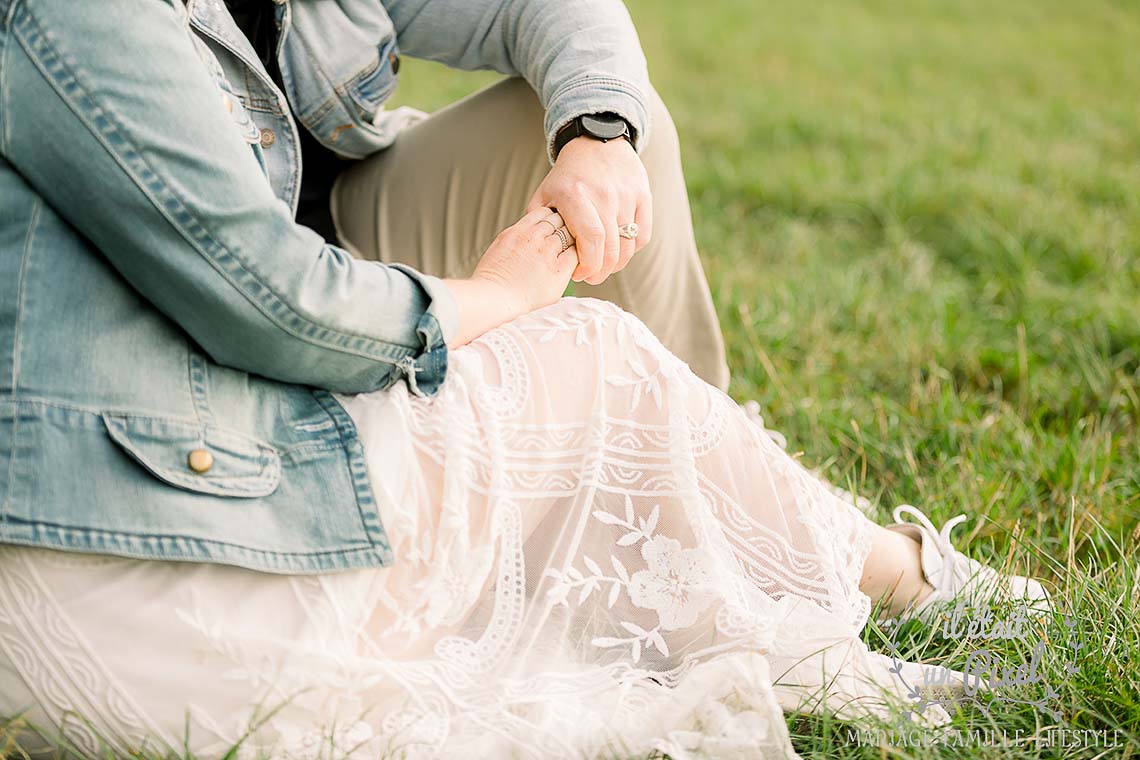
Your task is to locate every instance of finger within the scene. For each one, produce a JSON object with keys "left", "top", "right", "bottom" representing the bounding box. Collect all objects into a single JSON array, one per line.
[
  {"left": 520, "top": 205, "right": 555, "bottom": 226},
  {"left": 540, "top": 223, "right": 572, "bottom": 257},
  {"left": 633, "top": 188, "right": 653, "bottom": 253},
  {"left": 612, "top": 193, "right": 651, "bottom": 274},
  {"left": 557, "top": 194, "right": 606, "bottom": 282},
  {"left": 554, "top": 244, "right": 579, "bottom": 280},
  {"left": 512, "top": 205, "right": 558, "bottom": 243},
  {"left": 525, "top": 188, "right": 547, "bottom": 213},
  {"left": 614, "top": 239, "right": 635, "bottom": 275},
  {"left": 537, "top": 212, "right": 564, "bottom": 237},
  {"left": 585, "top": 204, "right": 621, "bottom": 286},
  {"left": 613, "top": 209, "right": 637, "bottom": 274}
]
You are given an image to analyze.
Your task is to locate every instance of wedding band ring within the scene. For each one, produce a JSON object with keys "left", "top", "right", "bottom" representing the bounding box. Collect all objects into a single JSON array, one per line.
[
  {"left": 618, "top": 222, "right": 639, "bottom": 240},
  {"left": 555, "top": 227, "right": 573, "bottom": 252},
  {"left": 538, "top": 218, "right": 558, "bottom": 233}
]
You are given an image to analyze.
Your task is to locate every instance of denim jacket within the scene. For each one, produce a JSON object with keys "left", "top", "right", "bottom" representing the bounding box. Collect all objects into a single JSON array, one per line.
[{"left": 0, "top": 0, "right": 650, "bottom": 572}]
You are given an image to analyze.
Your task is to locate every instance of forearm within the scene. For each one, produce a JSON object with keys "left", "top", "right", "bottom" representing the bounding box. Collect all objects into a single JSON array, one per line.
[
  {"left": 387, "top": 0, "right": 652, "bottom": 158},
  {"left": 441, "top": 278, "right": 524, "bottom": 348}
]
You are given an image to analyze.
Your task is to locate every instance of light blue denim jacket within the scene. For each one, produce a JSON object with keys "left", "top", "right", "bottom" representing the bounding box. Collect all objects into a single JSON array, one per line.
[{"left": 0, "top": 0, "right": 650, "bottom": 572}]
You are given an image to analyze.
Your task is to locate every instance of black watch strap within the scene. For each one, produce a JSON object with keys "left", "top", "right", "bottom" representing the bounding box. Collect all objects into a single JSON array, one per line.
[{"left": 553, "top": 113, "right": 633, "bottom": 160}]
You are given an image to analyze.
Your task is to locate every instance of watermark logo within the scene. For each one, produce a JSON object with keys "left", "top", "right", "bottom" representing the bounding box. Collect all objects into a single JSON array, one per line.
[
  {"left": 845, "top": 726, "right": 1124, "bottom": 750},
  {"left": 880, "top": 602, "right": 1082, "bottom": 725}
]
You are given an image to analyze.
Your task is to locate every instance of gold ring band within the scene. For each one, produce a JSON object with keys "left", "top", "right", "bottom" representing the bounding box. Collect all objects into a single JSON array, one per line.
[{"left": 555, "top": 227, "right": 573, "bottom": 252}]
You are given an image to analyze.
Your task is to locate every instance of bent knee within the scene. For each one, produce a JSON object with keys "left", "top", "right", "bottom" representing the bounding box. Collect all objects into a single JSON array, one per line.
[{"left": 492, "top": 77, "right": 543, "bottom": 111}]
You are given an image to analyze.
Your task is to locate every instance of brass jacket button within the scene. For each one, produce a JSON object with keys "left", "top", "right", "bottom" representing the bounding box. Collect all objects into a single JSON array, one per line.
[
  {"left": 259, "top": 128, "right": 276, "bottom": 149},
  {"left": 188, "top": 449, "right": 214, "bottom": 474}
]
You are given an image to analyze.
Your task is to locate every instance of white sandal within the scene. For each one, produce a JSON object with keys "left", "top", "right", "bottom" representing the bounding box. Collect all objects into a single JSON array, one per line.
[{"left": 887, "top": 505, "right": 1052, "bottom": 620}]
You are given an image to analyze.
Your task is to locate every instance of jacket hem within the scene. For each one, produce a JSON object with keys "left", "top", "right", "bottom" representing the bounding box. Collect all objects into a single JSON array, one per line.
[{"left": 0, "top": 519, "right": 393, "bottom": 574}]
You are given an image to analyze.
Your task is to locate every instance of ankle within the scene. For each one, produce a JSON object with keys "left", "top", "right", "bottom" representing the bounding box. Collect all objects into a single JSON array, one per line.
[{"left": 862, "top": 527, "right": 934, "bottom": 618}]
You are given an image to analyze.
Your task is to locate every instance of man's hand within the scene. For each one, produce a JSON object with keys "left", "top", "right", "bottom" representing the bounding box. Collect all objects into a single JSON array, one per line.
[{"left": 526, "top": 136, "right": 652, "bottom": 285}]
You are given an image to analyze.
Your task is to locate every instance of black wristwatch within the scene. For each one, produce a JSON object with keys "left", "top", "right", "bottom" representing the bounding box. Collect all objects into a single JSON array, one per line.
[{"left": 552, "top": 112, "right": 633, "bottom": 160}]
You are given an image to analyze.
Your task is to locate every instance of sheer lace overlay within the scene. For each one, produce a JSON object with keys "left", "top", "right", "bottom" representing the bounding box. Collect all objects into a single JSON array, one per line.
[{"left": 0, "top": 299, "right": 922, "bottom": 759}]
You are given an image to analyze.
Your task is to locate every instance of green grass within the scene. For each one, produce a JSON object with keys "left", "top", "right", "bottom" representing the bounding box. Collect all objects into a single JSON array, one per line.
[
  {"left": 391, "top": 0, "right": 1140, "bottom": 757},
  {"left": 5, "top": 1, "right": 1138, "bottom": 758}
]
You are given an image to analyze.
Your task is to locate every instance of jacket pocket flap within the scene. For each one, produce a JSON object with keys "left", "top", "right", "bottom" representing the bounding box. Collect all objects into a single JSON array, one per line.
[
  {"left": 345, "top": 41, "right": 400, "bottom": 121},
  {"left": 102, "top": 414, "right": 281, "bottom": 498}
]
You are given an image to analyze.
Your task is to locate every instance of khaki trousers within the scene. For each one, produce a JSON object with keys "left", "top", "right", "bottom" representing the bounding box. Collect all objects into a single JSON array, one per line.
[{"left": 331, "top": 77, "right": 729, "bottom": 390}]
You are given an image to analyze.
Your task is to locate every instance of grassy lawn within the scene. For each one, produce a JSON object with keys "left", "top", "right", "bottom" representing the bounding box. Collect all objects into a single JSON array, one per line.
[
  {"left": 392, "top": 0, "right": 1140, "bottom": 757},
  {"left": 3, "top": 1, "right": 1136, "bottom": 758}
]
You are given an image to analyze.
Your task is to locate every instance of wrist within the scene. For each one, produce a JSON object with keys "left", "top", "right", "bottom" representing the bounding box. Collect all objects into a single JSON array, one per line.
[
  {"left": 556, "top": 133, "right": 633, "bottom": 162},
  {"left": 552, "top": 112, "right": 634, "bottom": 161},
  {"left": 441, "top": 276, "right": 524, "bottom": 348},
  {"left": 470, "top": 272, "right": 529, "bottom": 316}
]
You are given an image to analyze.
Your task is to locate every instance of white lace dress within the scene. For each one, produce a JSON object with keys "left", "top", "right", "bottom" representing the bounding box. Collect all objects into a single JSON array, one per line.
[{"left": 0, "top": 298, "right": 939, "bottom": 759}]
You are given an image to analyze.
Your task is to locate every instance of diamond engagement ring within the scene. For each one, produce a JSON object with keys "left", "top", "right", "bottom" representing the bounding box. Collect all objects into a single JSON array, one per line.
[{"left": 618, "top": 222, "right": 639, "bottom": 240}]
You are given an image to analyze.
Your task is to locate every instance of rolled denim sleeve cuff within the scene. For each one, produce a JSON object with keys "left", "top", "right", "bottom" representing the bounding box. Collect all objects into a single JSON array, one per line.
[
  {"left": 389, "top": 264, "right": 456, "bottom": 398},
  {"left": 543, "top": 77, "right": 651, "bottom": 164}
]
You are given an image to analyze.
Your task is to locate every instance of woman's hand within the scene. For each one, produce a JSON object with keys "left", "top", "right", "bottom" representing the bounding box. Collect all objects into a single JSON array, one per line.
[{"left": 443, "top": 207, "right": 578, "bottom": 347}]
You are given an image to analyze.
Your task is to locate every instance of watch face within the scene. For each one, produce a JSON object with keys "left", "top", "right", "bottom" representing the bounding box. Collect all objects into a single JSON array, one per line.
[{"left": 581, "top": 113, "right": 628, "bottom": 140}]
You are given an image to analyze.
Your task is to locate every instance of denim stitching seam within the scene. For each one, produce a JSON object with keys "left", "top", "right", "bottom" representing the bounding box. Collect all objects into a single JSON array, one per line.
[
  {"left": 1, "top": 196, "right": 39, "bottom": 539},
  {"left": 0, "top": 3, "right": 10, "bottom": 153}
]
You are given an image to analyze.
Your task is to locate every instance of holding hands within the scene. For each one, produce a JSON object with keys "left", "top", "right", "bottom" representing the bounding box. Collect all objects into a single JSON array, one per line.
[
  {"left": 444, "top": 131, "right": 653, "bottom": 348},
  {"left": 526, "top": 135, "right": 653, "bottom": 285},
  {"left": 443, "top": 207, "right": 579, "bottom": 347}
]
